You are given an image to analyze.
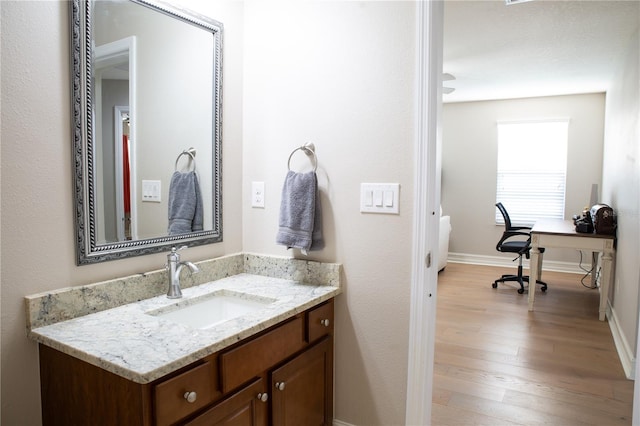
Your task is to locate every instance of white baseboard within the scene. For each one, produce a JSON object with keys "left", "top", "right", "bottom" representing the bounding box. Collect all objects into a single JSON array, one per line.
[
  {"left": 447, "top": 252, "right": 586, "bottom": 274},
  {"left": 333, "top": 420, "right": 355, "bottom": 426},
  {"left": 608, "top": 303, "right": 636, "bottom": 380}
]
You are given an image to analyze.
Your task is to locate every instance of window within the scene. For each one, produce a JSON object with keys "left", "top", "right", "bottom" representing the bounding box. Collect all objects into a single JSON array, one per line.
[{"left": 496, "top": 120, "right": 569, "bottom": 226}]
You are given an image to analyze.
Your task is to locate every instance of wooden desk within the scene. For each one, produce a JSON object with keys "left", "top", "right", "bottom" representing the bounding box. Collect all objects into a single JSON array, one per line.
[{"left": 529, "top": 219, "right": 615, "bottom": 321}]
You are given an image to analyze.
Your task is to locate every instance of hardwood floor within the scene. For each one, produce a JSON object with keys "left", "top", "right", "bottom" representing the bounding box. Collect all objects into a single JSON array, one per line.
[{"left": 432, "top": 262, "right": 634, "bottom": 425}]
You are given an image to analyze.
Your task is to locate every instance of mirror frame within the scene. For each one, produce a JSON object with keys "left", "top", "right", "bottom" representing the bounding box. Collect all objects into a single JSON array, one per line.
[{"left": 71, "top": 0, "right": 223, "bottom": 264}]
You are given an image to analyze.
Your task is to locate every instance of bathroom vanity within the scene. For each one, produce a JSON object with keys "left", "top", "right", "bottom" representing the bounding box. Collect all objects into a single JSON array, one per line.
[
  {"left": 26, "top": 254, "right": 341, "bottom": 426},
  {"left": 38, "top": 299, "right": 333, "bottom": 425}
]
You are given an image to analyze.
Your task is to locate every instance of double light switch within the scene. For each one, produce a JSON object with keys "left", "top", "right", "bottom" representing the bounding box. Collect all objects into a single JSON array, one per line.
[{"left": 360, "top": 183, "right": 400, "bottom": 214}]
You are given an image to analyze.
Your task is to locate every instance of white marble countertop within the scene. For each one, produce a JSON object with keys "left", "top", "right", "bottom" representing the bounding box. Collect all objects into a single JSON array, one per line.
[{"left": 28, "top": 273, "right": 340, "bottom": 384}]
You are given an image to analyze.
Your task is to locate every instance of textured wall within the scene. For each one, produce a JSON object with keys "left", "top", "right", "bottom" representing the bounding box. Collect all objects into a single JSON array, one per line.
[
  {"left": 0, "top": 1, "right": 244, "bottom": 424},
  {"left": 242, "top": 1, "right": 417, "bottom": 424},
  {"left": 442, "top": 93, "right": 606, "bottom": 264},
  {"left": 602, "top": 27, "right": 640, "bottom": 356}
]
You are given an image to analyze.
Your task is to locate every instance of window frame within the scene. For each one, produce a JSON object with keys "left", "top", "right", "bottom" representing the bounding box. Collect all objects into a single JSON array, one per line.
[{"left": 495, "top": 118, "right": 570, "bottom": 227}]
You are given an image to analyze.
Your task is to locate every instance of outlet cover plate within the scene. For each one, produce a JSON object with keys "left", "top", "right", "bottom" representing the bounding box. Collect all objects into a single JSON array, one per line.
[{"left": 251, "top": 181, "right": 265, "bottom": 208}]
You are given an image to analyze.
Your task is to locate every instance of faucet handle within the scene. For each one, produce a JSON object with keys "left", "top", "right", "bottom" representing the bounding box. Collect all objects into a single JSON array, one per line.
[
  {"left": 168, "top": 246, "right": 187, "bottom": 264},
  {"left": 168, "top": 246, "right": 189, "bottom": 260}
]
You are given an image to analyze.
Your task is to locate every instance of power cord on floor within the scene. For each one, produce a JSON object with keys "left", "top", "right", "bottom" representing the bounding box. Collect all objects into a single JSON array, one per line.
[{"left": 578, "top": 250, "right": 599, "bottom": 289}]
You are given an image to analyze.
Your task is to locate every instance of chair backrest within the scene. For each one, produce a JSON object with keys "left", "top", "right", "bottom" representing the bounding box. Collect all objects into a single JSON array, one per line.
[
  {"left": 495, "top": 202, "right": 513, "bottom": 230},
  {"left": 495, "top": 202, "right": 532, "bottom": 253}
]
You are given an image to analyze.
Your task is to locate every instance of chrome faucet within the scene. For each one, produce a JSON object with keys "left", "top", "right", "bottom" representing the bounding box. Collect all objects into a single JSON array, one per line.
[{"left": 166, "top": 246, "right": 200, "bottom": 299}]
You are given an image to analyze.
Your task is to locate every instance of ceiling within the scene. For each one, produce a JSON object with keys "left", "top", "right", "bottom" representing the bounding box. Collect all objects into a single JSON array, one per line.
[{"left": 443, "top": 0, "right": 640, "bottom": 103}]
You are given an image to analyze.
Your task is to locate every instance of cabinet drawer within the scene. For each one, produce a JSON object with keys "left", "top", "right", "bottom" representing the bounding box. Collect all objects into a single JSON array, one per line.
[
  {"left": 307, "top": 300, "right": 334, "bottom": 343},
  {"left": 185, "top": 378, "right": 268, "bottom": 426},
  {"left": 154, "top": 360, "right": 217, "bottom": 426},
  {"left": 220, "top": 315, "right": 305, "bottom": 394}
]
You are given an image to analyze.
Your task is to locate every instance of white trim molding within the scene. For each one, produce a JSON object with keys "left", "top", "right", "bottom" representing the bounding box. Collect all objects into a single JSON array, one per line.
[
  {"left": 447, "top": 252, "right": 589, "bottom": 274},
  {"left": 608, "top": 304, "right": 636, "bottom": 380},
  {"left": 406, "top": 1, "right": 444, "bottom": 425}
]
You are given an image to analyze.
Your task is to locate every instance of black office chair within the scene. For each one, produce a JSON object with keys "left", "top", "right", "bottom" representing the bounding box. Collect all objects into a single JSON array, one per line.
[{"left": 492, "top": 202, "right": 547, "bottom": 294}]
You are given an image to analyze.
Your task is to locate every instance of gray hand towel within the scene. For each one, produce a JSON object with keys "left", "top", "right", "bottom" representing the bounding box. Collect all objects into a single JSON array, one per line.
[
  {"left": 310, "top": 191, "right": 324, "bottom": 251},
  {"left": 168, "top": 171, "right": 203, "bottom": 235},
  {"left": 276, "top": 171, "right": 324, "bottom": 253}
]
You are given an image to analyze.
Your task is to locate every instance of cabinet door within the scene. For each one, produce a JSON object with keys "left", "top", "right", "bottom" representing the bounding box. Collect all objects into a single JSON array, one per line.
[
  {"left": 271, "top": 337, "right": 333, "bottom": 426},
  {"left": 185, "top": 378, "right": 268, "bottom": 426}
]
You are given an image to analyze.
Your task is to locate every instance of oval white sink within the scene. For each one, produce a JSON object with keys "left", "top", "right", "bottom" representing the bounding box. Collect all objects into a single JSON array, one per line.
[{"left": 147, "top": 290, "right": 276, "bottom": 330}]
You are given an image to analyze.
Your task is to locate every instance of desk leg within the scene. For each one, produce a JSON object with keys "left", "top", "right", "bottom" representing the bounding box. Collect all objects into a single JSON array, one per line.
[
  {"left": 599, "top": 249, "right": 614, "bottom": 321},
  {"left": 591, "top": 251, "right": 598, "bottom": 289},
  {"left": 537, "top": 250, "right": 544, "bottom": 282},
  {"left": 529, "top": 237, "right": 541, "bottom": 312}
]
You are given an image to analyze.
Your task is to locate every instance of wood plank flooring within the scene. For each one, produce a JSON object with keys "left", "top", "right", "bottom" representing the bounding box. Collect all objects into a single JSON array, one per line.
[{"left": 432, "top": 262, "right": 634, "bottom": 425}]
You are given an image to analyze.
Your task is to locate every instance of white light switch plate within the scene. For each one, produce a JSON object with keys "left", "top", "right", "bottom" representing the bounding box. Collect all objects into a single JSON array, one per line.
[
  {"left": 251, "top": 181, "right": 265, "bottom": 208},
  {"left": 360, "top": 183, "right": 399, "bottom": 214},
  {"left": 142, "top": 180, "right": 161, "bottom": 203}
]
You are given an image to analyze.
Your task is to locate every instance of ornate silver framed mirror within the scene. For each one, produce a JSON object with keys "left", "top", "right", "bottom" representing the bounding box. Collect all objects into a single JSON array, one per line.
[{"left": 71, "top": 0, "right": 223, "bottom": 264}]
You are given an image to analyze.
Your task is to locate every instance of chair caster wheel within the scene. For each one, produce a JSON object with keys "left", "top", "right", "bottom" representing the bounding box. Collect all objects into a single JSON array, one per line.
[
  {"left": 541, "top": 287, "right": 547, "bottom": 292},
  {"left": 492, "top": 282, "right": 498, "bottom": 288},
  {"left": 517, "top": 288, "right": 524, "bottom": 294}
]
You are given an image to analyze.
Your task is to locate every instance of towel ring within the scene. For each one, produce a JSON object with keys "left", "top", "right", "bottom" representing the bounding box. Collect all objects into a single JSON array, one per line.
[
  {"left": 175, "top": 148, "right": 197, "bottom": 172},
  {"left": 287, "top": 143, "right": 317, "bottom": 172}
]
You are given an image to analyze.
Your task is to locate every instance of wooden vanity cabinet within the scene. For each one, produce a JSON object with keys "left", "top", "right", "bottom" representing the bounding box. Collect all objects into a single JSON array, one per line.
[
  {"left": 219, "top": 315, "right": 306, "bottom": 394},
  {"left": 38, "top": 299, "right": 334, "bottom": 426},
  {"left": 39, "top": 343, "right": 154, "bottom": 426},
  {"left": 153, "top": 357, "right": 221, "bottom": 425},
  {"left": 187, "top": 300, "right": 333, "bottom": 426},
  {"left": 271, "top": 337, "right": 333, "bottom": 426},
  {"left": 184, "top": 378, "right": 268, "bottom": 426}
]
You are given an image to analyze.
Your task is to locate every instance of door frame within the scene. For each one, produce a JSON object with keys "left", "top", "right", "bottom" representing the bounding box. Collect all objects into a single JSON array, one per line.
[{"left": 405, "top": 1, "right": 444, "bottom": 424}]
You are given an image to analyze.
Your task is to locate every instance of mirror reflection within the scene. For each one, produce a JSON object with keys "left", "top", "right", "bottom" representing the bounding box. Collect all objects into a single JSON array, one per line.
[{"left": 72, "top": 0, "right": 222, "bottom": 264}]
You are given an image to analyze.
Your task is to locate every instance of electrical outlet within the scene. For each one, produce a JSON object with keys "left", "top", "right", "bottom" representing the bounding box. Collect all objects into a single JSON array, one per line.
[{"left": 251, "top": 181, "right": 265, "bottom": 208}]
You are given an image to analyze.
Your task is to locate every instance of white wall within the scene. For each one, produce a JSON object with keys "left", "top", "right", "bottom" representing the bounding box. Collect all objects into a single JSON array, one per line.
[
  {"left": 0, "top": 1, "right": 244, "bottom": 424},
  {"left": 242, "top": 1, "right": 417, "bottom": 424},
  {"left": 134, "top": 7, "right": 215, "bottom": 238},
  {"left": 442, "top": 93, "right": 606, "bottom": 265},
  {"left": 95, "top": 1, "right": 216, "bottom": 239},
  {"left": 2, "top": 1, "right": 416, "bottom": 424},
  {"left": 602, "top": 28, "right": 640, "bottom": 359},
  {"left": 4, "top": 2, "right": 631, "bottom": 425}
]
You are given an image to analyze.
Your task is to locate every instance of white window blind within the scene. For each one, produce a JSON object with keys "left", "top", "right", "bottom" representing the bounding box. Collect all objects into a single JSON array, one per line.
[{"left": 496, "top": 120, "right": 569, "bottom": 226}]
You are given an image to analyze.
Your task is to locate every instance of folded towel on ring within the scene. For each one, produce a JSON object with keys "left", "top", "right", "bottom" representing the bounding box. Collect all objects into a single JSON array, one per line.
[
  {"left": 167, "top": 171, "right": 203, "bottom": 235},
  {"left": 276, "top": 171, "right": 324, "bottom": 253}
]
